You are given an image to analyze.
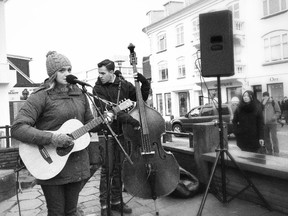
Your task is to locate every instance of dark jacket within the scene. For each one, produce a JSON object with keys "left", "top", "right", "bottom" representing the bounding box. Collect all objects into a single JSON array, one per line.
[
  {"left": 11, "top": 83, "right": 94, "bottom": 185},
  {"left": 93, "top": 76, "right": 150, "bottom": 134},
  {"left": 232, "top": 101, "right": 264, "bottom": 152}
]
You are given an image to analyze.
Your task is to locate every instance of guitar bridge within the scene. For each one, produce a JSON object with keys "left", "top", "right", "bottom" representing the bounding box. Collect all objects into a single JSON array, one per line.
[{"left": 38, "top": 146, "right": 53, "bottom": 164}]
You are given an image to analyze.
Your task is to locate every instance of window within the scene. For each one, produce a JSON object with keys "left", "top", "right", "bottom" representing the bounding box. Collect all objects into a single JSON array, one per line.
[
  {"left": 157, "top": 32, "right": 167, "bottom": 52},
  {"left": 177, "top": 57, "right": 186, "bottom": 78},
  {"left": 252, "top": 85, "right": 263, "bottom": 101},
  {"left": 263, "top": 31, "right": 288, "bottom": 63},
  {"left": 158, "top": 61, "right": 168, "bottom": 81},
  {"left": 179, "top": 92, "right": 188, "bottom": 116},
  {"left": 262, "top": 0, "right": 287, "bottom": 17},
  {"left": 164, "top": 93, "right": 172, "bottom": 116},
  {"left": 228, "top": 2, "right": 240, "bottom": 19},
  {"left": 176, "top": 24, "right": 184, "bottom": 46},
  {"left": 201, "top": 106, "right": 214, "bottom": 116},
  {"left": 192, "top": 53, "right": 201, "bottom": 76},
  {"left": 192, "top": 18, "right": 199, "bottom": 34},
  {"left": 226, "top": 86, "right": 242, "bottom": 102},
  {"left": 156, "top": 94, "right": 163, "bottom": 115},
  {"left": 208, "top": 89, "right": 218, "bottom": 104},
  {"left": 267, "top": 83, "right": 284, "bottom": 102},
  {"left": 191, "top": 18, "right": 199, "bottom": 40},
  {"left": 190, "top": 107, "right": 200, "bottom": 117}
]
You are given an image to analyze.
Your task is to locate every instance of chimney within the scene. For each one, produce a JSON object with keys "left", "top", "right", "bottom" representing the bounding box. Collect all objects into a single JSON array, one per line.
[
  {"left": 146, "top": 10, "right": 165, "bottom": 25},
  {"left": 163, "top": 1, "right": 184, "bottom": 16}
]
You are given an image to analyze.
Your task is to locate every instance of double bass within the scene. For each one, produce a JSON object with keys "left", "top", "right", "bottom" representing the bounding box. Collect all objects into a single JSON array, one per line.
[{"left": 122, "top": 43, "right": 180, "bottom": 199}]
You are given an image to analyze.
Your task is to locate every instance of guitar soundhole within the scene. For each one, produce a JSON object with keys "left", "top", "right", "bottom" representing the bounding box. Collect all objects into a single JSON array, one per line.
[{"left": 56, "top": 145, "right": 73, "bottom": 156}]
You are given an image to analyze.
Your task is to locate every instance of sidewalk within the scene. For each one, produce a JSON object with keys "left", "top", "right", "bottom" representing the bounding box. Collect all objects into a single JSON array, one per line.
[{"left": 0, "top": 169, "right": 286, "bottom": 216}]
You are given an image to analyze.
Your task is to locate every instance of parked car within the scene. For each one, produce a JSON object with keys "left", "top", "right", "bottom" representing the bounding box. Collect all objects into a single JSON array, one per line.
[{"left": 171, "top": 104, "right": 234, "bottom": 136}]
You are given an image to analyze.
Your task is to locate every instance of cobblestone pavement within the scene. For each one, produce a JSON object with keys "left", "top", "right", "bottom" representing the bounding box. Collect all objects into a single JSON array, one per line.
[
  {"left": 0, "top": 169, "right": 286, "bottom": 216},
  {"left": 1, "top": 127, "right": 287, "bottom": 216}
]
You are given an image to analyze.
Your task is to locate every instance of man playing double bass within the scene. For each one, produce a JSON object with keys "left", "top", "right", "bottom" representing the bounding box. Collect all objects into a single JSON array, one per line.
[{"left": 93, "top": 59, "right": 150, "bottom": 216}]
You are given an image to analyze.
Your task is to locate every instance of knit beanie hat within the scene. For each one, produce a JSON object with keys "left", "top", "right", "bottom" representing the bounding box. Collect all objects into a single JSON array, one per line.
[
  {"left": 263, "top": 92, "right": 269, "bottom": 97},
  {"left": 46, "top": 51, "right": 72, "bottom": 77}
]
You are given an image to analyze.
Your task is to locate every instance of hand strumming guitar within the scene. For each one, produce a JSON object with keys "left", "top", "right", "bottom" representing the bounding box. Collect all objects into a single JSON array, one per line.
[{"left": 51, "top": 133, "right": 74, "bottom": 148}]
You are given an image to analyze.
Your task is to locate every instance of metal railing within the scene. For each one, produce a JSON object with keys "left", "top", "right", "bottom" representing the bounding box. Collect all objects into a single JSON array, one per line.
[{"left": 0, "top": 125, "right": 11, "bottom": 148}]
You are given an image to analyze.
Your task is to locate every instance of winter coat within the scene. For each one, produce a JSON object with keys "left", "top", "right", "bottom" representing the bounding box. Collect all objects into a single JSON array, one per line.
[
  {"left": 93, "top": 76, "right": 150, "bottom": 133},
  {"left": 232, "top": 101, "right": 264, "bottom": 152},
  {"left": 262, "top": 98, "right": 281, "bottom": 124},
  {"left": 282, "top": 100, "right": 288, "bottom": 111},
  {"left": 11, "top": 84, "right": 94, "bottom": 185}
]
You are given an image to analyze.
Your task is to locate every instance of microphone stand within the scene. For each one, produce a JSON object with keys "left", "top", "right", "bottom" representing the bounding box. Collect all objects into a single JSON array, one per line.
[
  {"left": 82, "top": 86, "right": 133, "bottom": 165},
  {"left": 80, "top": 85, "right": 133, "bottom": 216}
]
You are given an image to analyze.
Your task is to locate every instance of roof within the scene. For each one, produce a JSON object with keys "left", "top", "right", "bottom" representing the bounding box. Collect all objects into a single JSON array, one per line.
[{"left": 7, "top": 54, "right": 32, "bottom": 61}]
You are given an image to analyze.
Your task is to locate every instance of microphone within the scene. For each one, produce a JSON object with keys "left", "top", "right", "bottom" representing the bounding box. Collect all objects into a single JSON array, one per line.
[
  {"left": 66, "top": 74, "right": 92, "bottom": 87},
  {"left": 114, "top": 70, "right": 124, "bottom": 80}
]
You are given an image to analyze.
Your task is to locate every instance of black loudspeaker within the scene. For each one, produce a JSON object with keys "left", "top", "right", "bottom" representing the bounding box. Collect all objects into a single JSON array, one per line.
[{"left": 199, "top": 10, "right": 234, "bottom": 77}]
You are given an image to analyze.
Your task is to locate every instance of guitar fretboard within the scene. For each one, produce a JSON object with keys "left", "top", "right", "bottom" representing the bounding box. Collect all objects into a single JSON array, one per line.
[{"left": 71, "top": 117, "right": 103, "bottom": 140}]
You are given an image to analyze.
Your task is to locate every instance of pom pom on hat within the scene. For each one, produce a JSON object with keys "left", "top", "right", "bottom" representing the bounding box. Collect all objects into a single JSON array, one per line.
[{"left": 46, "top": 51, "right": 72, "bottom": 77}]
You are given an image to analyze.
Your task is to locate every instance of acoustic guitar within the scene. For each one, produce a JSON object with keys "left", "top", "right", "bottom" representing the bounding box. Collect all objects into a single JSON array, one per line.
[{"left": 19, "top": 99, "right": 133, "bottom": 180}]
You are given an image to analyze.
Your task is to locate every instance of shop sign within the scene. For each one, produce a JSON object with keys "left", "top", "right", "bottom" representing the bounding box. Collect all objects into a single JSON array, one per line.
[
  {"left": 8, "top": 90, "right": 18, "bottom": 95},
  {"left": 269, "top": 77, "right": 278, "bottom": 82},
  {"left": 214, "top": 82, "right": 233, "bottom": 87}
]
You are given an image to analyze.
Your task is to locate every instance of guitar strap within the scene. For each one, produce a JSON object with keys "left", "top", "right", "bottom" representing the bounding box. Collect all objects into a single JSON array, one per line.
[{"left": 116, "top": 80, "right": 122, "bottom": 105}]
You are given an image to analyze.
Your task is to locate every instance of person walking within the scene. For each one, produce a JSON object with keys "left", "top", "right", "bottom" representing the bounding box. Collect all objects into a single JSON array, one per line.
[
  {"left": 233, "top": 90, "right": 265, "bottom": 153},
  {"left": 261, "top": 92, "right": 281, "bottom": 155},
  {"left": 93, "top": 59, "right": 150, "bottom": 216},
  {"left": 281, "top": 96, "right": 288, "bottom": 124},
  {"left": 11, "top": 51, "right": 95, "bottom": 216}
]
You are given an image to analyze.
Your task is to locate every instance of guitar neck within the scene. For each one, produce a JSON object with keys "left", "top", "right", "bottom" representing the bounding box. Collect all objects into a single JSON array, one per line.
[{"left": 71, "top": 118, "right": 102, "bottom": 140}]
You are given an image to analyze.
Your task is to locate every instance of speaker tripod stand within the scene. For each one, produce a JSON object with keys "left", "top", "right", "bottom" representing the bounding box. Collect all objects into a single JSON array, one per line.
[{"left": 197, "top": 76, "right": 271, "bottom": 216}]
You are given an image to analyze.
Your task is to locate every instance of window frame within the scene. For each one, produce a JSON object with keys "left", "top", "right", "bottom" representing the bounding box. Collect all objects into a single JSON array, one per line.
[
  {"left": 164, "top": 93, "right": 172, "bottom": 116},
  {"left": 262, "top": 0, "right": 287, "bottom": 17},
  {"left": 177, "top": 57, "right": 186, "bottom": 78},
  {"left": 176, "top": 24, "right": 184, "bottom": 46},
  {"left": 263, "top": 31, "right": 288, "bottom": 63},
  {"left": 156, "top": 93, "right": 163, "bottom": 115},
  {"left": 157, "top": 32, "right": 167, "bottom": 52},
  {"left": 227, "top": 1, "right": 240, "bottom": 19},
  {"left": 158, "top": 61, "right": 169, "bottom": 81}
]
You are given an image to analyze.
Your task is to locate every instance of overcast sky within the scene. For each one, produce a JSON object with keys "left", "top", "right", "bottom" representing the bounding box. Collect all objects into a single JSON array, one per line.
[{"left": 5, "top": 0, "right": 167, "bottom": 82}]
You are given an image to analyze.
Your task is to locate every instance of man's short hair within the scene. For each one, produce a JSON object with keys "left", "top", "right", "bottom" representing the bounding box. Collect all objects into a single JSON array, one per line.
[
  {"left": 263, "top": 91, "right": 269, "bottom": 97},
  {"left": 97, "top": 59, "right": 115, "bottom": 71}
]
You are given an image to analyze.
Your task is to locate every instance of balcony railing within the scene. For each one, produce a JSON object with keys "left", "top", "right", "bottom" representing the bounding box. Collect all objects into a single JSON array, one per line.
[
  {"left": 235, "top": 64, "right": 245, "bottom": 74},
  {"left": 233, "top": 19, "right": 244, "bottom": 36}
]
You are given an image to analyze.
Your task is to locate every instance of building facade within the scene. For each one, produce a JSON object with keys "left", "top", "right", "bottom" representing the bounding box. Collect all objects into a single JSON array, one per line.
[
  {"left": 143, "top": 0, "right": 288, "bottom": 120},
  {"left": 0, "top": 0, "right": 16, "bottom": 127}
]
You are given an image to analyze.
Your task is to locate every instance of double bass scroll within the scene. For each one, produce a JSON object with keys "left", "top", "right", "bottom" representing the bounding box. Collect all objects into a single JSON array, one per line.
[{"left": 121, "top": 43, "right": 180, "bottom": 199}]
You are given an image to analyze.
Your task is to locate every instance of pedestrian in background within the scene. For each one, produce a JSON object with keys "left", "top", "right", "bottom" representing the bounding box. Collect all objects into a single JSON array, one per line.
[
  {"left": 233, "top": 90, "right": 265, "bottom": 153},
  {"left": 231, "top": 96, "right": 240, "bottom": 113},
  {"left": 261, "top": 92, "right": 281, "bottom": 156},
  {"left": 281, "top": 96, "right": 288, "bottom": 124}
]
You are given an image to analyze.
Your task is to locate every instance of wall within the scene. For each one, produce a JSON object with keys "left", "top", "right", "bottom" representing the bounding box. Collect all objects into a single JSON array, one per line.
[{"left": 0, "top": 148, "right": 19, "bottom": 169}]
